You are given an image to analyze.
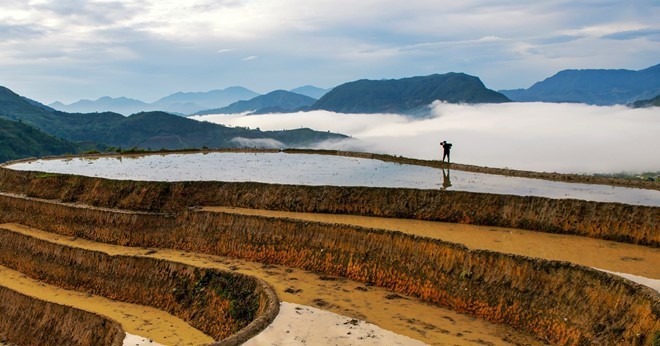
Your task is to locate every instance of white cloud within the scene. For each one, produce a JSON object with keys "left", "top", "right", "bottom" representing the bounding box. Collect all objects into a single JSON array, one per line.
[
  {"left": 230, "top": 137, "right": 285, "bottom": 148},
  {"left": 0, "top": 0, "right": 658, "bottom": 102},
  {"left": 193, "top": 103, "right": 660, "bottom": 174}
]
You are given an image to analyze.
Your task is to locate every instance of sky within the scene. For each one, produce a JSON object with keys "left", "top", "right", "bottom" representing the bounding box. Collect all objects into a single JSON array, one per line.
[
  {"left": 192, "top": 102, "right": 660, "bottom": 174},
  {"left": 0, "top": 0, "right": 659, "bottom": 104}
]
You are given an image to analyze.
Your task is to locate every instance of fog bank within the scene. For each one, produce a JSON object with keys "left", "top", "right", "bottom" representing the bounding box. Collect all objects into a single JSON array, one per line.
[{"left": 192, "top": 102, "right": 660, "bottom": 174}]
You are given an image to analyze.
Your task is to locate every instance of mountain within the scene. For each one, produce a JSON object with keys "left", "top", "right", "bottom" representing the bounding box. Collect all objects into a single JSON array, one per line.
[
  {"left": 290, "top": 85, "right": 329, "bottom": 99},
  {"left": 0, "top": 117, "right": 80, "bottom": 162},
  {"left": 500, "top": 64, "right": 660, "bottom": 105},
  {"left": 311, "top": 73, "right": 510, "bottom": 114},
  {"left": 50, "top": 96, "right": 150, "bottom": 115},
  {"left": 22, "top": 97, "right": 56, "bottom": 112},
  {"left": 49, "top": 87, "right": 261, "bottom": 115},
  {"left": 194, "top": 90, "right": 316, "bottom": 115},
  {"left": 0, "top": 86, "right": 66, "bottom": 131},
  {"left": 55, "top": 111, "right": 347, "bottom": 150},
  {"left": 151, "top": 87, "right": 260, "bottom": 114},
  {"left": 631, "top": 95, "right": 660, "bottom": 108},
  {"left": 0, "top": 85, "right": 347, "bottom": 152}
]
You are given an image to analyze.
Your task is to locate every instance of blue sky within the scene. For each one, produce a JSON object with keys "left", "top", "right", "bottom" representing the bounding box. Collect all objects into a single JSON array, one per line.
[{"left": 0, "top": 0, "right": 658, "bottom": 104}]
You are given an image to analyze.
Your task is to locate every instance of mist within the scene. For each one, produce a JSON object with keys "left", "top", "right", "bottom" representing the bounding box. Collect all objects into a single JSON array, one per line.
[{"left": 192, "top": 102, "right": 660, "bottom": 174}]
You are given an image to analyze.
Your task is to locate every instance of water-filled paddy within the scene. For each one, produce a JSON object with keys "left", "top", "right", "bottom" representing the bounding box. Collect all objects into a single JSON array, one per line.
[{"left": 7, "top": 152, "right": 660, "bottom": 206}]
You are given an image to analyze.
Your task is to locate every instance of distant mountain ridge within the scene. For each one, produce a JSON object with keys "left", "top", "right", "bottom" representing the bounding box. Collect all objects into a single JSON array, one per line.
[
  {"left": 311, "top": 73, "right": 510, "bottom": 114},
  {"left": 151, "top": 87, "right": 259, "bottom": 114},
  {"left": 500, "top": 64, "right": 660, "bottom": 105},
  {"left": 50, "top": 87, "right": 260, "bottom": 115},
  {"left": 290, "top": 85, "right": 329, "bottom": 99},
  {"left": 194, "top": 90, "right": 316, "bottom": 115},
  {"left": 51, "top": 96, "right": 149, "bottom": 115}
]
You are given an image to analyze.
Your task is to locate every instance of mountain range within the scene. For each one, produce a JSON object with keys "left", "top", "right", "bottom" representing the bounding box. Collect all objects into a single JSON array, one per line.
[
  {"left": 500, "top": 64, "right": 660, "bottom": 105},
  {"left": 290, "top": 85, "right": 329, "bottom": 99},
  {"left": 194, "top": 90, "right": 317, "bottom": 115},
  {"left": 46, "top": 63, "right": 660, "bottom": 118},
  {"left": 311, "top": 73, "right": 510, "bottom": 114},
  {"left": 0, "top": 85, "right": 347, "bottom": 162},
  {"left": 50, "top": 86, "right": 330, "bottom": 116},
  {"left": 50, "top": 87, "right": 260, "bottom": 116}
]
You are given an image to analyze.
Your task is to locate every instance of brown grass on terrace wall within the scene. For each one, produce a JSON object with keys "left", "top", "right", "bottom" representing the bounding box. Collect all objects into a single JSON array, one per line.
[
  {"left": 0, "top": 194, "right": 657, "bottom": 345},
  {"left": 0, "top": 285, "right": 125, "bottom": 346},
  {"left": 0, "top": 168, "right": 657, "bottom": 246},
  {"left": 0, "top": 227, "right": 279, "bottom": 344}
]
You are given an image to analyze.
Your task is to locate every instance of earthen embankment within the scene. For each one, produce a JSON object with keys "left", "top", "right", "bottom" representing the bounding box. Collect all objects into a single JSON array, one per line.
[
  {"left": 0, "top": 227, "right": 279, "bottom": 345},
  {"left": 0, "top": 168, "right": 657, "bottom": 245},
  {"left": 0, "top": 285, "right": 125, "bottom": 346},
  {"left": 0, "top": 194, "right": 657, "bottom": 345}
]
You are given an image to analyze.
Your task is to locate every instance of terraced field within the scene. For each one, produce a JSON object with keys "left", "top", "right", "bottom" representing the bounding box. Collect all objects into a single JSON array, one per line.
[{"left": 0, "top": 149, "right": 658, "bottom": 345}]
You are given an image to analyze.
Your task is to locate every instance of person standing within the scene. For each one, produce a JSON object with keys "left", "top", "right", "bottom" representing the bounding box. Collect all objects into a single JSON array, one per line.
[{"left": 440, "top": 141, "right": 452, "bottom": 163}]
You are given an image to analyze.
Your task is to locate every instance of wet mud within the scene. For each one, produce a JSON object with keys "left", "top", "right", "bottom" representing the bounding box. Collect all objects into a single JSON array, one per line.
[
  {"left": 0, "top": 226, "right": 279, "bottom": 345},
  {"left": 0, "top": 285, "right": 124, "bottom": 346},
  {"left": 0, "top": 194, "right": 656, "bottom": 344}
]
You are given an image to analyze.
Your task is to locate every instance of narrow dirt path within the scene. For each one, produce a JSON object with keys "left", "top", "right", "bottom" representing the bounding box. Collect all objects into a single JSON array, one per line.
[
  {"left": 0, "top": 223, "right": 542, "bottom": 346},
  {"left": 203, "top": 207, "right": 660, "bottom": 280},
  {"left": 0, "top": 265, "right": 213, "bottom": 346}
]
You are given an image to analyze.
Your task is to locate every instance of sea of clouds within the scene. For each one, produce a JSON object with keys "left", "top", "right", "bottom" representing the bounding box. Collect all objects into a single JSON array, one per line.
[{"left": 191, "top": 102, "right": 659, "bottom": 174}]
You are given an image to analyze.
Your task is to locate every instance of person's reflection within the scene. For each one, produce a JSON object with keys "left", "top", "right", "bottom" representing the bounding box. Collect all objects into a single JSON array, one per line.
[{"left": 441, "top": 168, "right": 452, "bottom": 190}]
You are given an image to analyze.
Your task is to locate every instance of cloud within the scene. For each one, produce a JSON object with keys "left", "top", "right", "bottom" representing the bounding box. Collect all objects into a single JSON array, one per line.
[
  {"left": 602, "top": 28, "right": 660, "bottom": 41},
  {"left": 242, "top": 55, "right": 258, "bottom": 61},
  {"left": 530, "top": 34, "right": 584, "bottom": 45},
  {"left": 1, "top": 0, "right": 659, "bottom": 103},
  {"left": 230, "top": 137, "right": 285, "bottom": 148},
  {"left": 0, "top": 24, "right": 47, "bottom": 40},
  {"left": 193, "top": 103, "right": 660, "bottom": 174},
  {"left": 33, "top": 0, "right": 137, "bottom": 26}
]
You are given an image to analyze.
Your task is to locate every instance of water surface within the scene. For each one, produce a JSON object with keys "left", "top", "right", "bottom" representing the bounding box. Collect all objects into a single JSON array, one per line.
[{"left": 7, "top": 152, "right": 660, "bottom": 206}]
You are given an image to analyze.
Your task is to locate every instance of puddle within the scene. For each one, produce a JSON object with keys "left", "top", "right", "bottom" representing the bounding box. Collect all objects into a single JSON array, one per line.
[{"left": 7, "top": 152, "right": 660, "bottom": 206}]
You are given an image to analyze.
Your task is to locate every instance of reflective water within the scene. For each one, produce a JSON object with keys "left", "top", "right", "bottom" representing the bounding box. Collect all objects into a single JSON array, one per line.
[{"left": 6, "top": 152, "right": 660, "bottom": 206}]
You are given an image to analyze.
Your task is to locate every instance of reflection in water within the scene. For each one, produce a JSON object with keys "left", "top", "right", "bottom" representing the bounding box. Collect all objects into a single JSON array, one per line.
[
  {"left": 6, "top": 152, "right": 660, "bottom": 206},
  {"left": 441, "top": 169, "right": 452, "bottom": 190}
]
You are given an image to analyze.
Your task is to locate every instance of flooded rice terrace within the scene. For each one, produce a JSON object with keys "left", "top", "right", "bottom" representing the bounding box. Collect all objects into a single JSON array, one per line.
[{"left": 7, "top": 152, "right": 660, "bottom": 207}]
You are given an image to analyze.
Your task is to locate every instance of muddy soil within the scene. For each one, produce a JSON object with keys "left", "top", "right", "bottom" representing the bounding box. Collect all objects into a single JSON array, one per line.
[
  {"left": 204, "top": 207, "right": 659, "bottom": 279},
  {"left": 0, "top": 266, "right": 210, "bottom": 346},
  {"left": 2, "top": 223, "right": 542, "bottom": 346}
]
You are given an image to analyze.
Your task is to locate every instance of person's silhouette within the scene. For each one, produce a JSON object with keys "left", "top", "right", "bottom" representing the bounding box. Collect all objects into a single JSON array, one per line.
[
  {"left": 440, "top": 141, "right": 452, "bottom": 163},
  {"left": 441, "top": 168, "right": 452, "bottom": 190}
]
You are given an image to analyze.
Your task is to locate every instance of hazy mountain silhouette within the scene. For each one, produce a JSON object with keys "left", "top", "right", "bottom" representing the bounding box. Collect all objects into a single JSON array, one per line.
[
  {"left": 50, "top": 87, "right": 260, "bottom": 115},
  {"left": 311, "top": 73, "right": 510, "bottom": 114},
  {"left": 194, "top": 90, "right": 316, "bottom": 115},
  {"left": 500, "top": 63, "right": 660, "bottom": 105},
  {"left": 51, "top": 96, "right": 150, "bottom": 115},
  {"left": 151, "top": 87, "right": 260, "bottom": 114},
  {"left": 290, "top": 85, "right": 329, "bottom": 99}
]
